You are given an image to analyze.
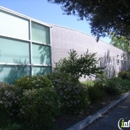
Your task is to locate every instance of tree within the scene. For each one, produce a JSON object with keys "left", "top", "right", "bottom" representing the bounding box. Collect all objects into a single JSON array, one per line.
[
  {"left": 48, "top": 0, "right": 130, "bottom": 39},
  {"left": 110, "top": 33, "right": 130, "bottom": 53},
  {"left": 54, "top": 49, "right": 103, "bottom": 79}
]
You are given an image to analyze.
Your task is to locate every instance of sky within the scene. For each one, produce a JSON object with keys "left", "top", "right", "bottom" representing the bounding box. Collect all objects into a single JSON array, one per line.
[{"left": 0, "top": 0, "right": 111, "bottom": 43}]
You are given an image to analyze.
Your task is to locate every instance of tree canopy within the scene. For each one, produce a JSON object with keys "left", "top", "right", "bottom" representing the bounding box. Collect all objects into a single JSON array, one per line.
[
  {"left": 110, "top": 33, "right": 130, "bottom": 53},
  {"left": 48, "top": 0, "right": 130, "bottom": 38}
]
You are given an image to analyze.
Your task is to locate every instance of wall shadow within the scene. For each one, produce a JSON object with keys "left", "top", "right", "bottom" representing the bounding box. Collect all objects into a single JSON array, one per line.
[
  {"left": 100, "top": 50, "right": 116, "bottom": 78},
  {"left": 99, "top": 50, "right": 128, "bottom": 78},
  {"left": 0, "top": 59, "right": 30, "bottom": 84},
  {"left": 33, "top": 66, "right": 51, "bottom": 76},
  {"left": 119, "top": 52, "right": 130, "bottom": 71},
  {"left": 39, "top": 45, "right": 51, "bottom": 65}
]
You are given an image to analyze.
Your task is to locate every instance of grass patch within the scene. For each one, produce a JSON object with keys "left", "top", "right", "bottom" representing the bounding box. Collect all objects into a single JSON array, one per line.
[{"left": 81, "top": 80, "right": 95, "bottom": 87}]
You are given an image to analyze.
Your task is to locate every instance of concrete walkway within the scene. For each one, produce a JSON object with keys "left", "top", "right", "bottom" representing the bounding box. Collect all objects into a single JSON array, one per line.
[{"left": 84, "top": 96, "right": 130, "bottom": 130}]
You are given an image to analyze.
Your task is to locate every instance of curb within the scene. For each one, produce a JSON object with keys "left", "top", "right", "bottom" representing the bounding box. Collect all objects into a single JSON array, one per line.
[{"left": 66, "top": 91, "right": 130, "bottom": 130}]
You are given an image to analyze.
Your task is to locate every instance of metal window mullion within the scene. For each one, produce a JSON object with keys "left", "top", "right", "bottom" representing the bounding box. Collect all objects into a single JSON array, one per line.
[
  {"left": 49, "top": 26, "right": 52, "bottom": 72},
  {"left": 29, "top": 20, "right": 33, "bottom": 76},
  {"left": 0, "top": 63, "right": 32, "bottom": 66},
  {"left": 32, "top": 64, "right": 51, "bottom": 67},
  {"left": 0, "top": 34, "right": 30, "bottom": 42},
  {"left": 32, "top": 41, "right": 51, "bottom": 46}
]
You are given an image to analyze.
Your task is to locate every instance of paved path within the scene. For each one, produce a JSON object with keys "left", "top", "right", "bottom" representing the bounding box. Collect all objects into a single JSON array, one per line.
[{"left": 84, "top": 96, "right": 130, "bottom": 130}]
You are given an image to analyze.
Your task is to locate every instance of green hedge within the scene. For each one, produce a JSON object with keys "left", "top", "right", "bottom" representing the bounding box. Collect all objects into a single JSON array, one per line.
[
  {"left": 0, "top": 73, "right": 90, "bottom": 129},
  {"left": 2, "top": 73, "right": 130, "bottom": 129},
  {"left": 118, "top": 71, "right": 130, "bottom": 80},
  {"left": 19, "top": 87, "right": 60, "bottom": 129},
  {"left": 47, "top": 72, "right": 90, "bottom": 114},
  {"left": 15, "top": 75, "right": 52, "bottom": 90},
  {"left": 0, "top": 82, "right": 20, "bottom": 117}
]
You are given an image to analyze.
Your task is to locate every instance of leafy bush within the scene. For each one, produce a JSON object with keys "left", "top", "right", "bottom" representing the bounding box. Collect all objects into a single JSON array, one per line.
[
  {"left": 88, "top": 76, "right": 130, "bottom": 103},
  {"left": 47, "top": 72, "right": 90, "bottom": 114},
  {"left": 15, "top": 75, "right": 52, "bottom": 90},
  {"left": 19, "top": 87, "right": 60, "bottom": 129},
  {"left": 94, "top": 77, "right": 123, "bottom": 97},
  {"left": 0, "top": 77, "right": 60, "bottom": 129},
  {"left": 54, "top": 49, "right": 103, "bottom": 79},
  {"left": 2, "top": 123, "right": 21, "bottom": 130},
  {"left": 93, "top": 74, "right": 123, "bottom": 97},
  {"left": 104, "top": 78, "right": 122, "bottom": 96},
  {"left": 0, "top": 82, "right": 20, "bottom": 117},
  {"left": 118, "top": 71, "right": 130, "bottom": 80},
  {"left": 88, "top": 74, "right": 124, "bottom": 102},
  {"left": 88, "top": 85, "right": 106, "bottom": 102},
  {"left": 106, "top": 77, "right": 130, "bottom": 96}
]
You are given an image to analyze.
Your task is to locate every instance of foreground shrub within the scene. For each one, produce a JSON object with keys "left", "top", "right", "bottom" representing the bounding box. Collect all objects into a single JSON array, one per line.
[
  {"left": 47, "top": 72, "right": 90, "bottom": 114},
  {"left": 87, "top": 74, "right": 126, "bottom": 102},
  {"left": 88, "top": 84, "right": 106, "bottom": 102},
  {"left": 2, "top": 123, "right": 21, "bottom": 130},
  {"left": 106, "top": 78, "right": 130, "bottom": 94},
  {"left": 0, "top": 78, "right": 60, "bottom": 129},
  {"left": 104, "top": 78, "right": 122, "bottom": 96},
  {"left": 15, "top": 75, "right": 52, "bottom": 90},
  {"left": 19, "top": 87, "right": 60, "bottom": 129},
  {"left": 0, "top": 82, "right": 20, "bottom": 118},
  {"left": 118, "top": 71, "right": 130, "bottom": 80}
]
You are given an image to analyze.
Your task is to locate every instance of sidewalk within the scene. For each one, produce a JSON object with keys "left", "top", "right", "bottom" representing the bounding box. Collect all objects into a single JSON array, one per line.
[{"left": 84, "top": 96, "right": 130, "bottom": 130}]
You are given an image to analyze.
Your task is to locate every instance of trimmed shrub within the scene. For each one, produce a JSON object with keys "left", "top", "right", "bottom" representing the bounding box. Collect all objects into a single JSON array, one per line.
[
  {"left": 19, "top": 87, "right": 60, "bottom": 129},
  {"left": 104, "top": 78, "right": 130, "bottom": 95},
  {"left": 118, "top": 71, "right": 130, "bottom": 80},
  {"left": 88, "top": 85, "right": 106, "bottom": 102},
  {"left": 15, "top": 75, "right": 52, "bottom": 90},
  {"left": 105, "top": 84, "right": 121, "bottom": 96},
  {"left": 104, "top": 78, "right": 122, "bottom": 96},
  {"left": 82, "top": 80, "right": 105, "bottom": 103},
  {"left": 47, "top": 72, "right": 90, "bottom": 114},
  {"left": 88, "top": 75, "right": 123, "bottom": 102}
]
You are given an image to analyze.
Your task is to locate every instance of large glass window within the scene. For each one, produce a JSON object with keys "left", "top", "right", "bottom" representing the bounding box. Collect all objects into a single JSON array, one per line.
[
  {"left": 0, "top": 10, "right": 29, "bottom": 40},
  {"left": 0, "top": 9, "right": 51, "bottom": 84},
  {"left": 0, "top": 65, "right": 30, "bottom": 84},
  {"left": 33, "top": 66, "right": 51, "bottom": 76},
  {"left": 0, "top": 37, "right": 30, "bottom": 64},
  {"left": 32, "top": 43, "right": 51, "bottom": 65},
  {"left": 32, "top": 22, "right": 50, "bottom": 44}
]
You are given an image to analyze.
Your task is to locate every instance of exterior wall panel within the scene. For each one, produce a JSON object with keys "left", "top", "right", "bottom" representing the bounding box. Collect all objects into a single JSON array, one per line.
[{"left": 51, "top": 25, "right": 130, "bottom": 80}]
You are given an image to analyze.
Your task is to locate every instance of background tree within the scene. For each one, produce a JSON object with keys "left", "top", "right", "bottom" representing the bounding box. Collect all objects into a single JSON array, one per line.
[
  {"left": 110, "top": 33, "right": 130, "bottom": 53},
  {"left": 54, "top": 49, "right": 103, "bottom": 79},
  {"left": 48, "top": 0, "right": 130, "bottom": 39}
]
